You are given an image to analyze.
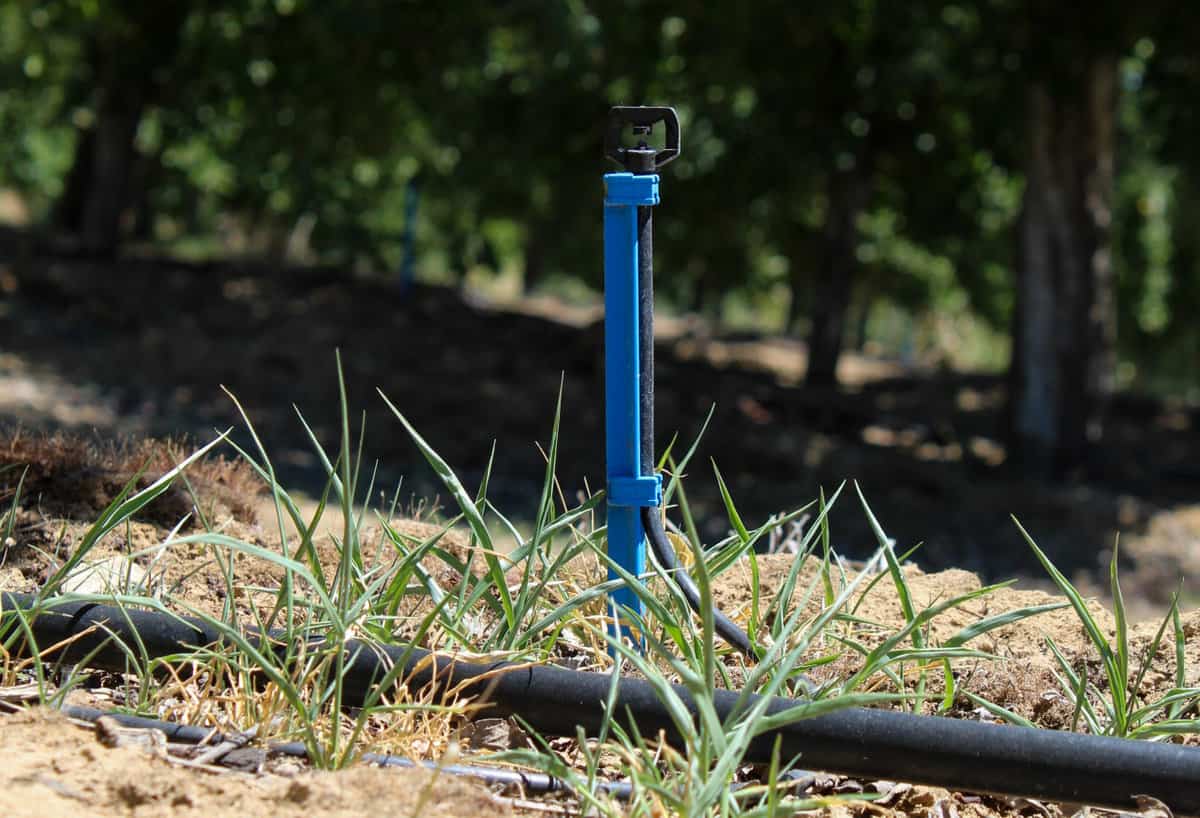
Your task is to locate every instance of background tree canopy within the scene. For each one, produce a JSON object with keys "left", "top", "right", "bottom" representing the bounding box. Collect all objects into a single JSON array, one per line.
[{"left": 2, "top": 0, "right": 1198, "bottom": 475}]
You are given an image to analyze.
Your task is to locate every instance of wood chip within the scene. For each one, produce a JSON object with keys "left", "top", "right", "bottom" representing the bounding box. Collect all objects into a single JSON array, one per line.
[
  {"left": 0, "top": 683, "right": 42, "bottom": 704},
  {"left": 191, "top": 739, "right": 243, "bottom": 766},
  {"left": 932, "top": 796, "right": 960, "bottom": 818},
  {"left": 218, "top": 747, "right": 267, "bottom": 773},
  {"left": 456, "top": 717, "right": 530, "bottom": 751},
  {"left": 94, "top": 716, "right": 167, "bottom": 754},
  {"left": 1006, "top": 796, "right": 1058, "bottom": 818},
  {"left": 871, "top": 780, "right": 913, "bottom": 807},
  {"left": 1132, "top": 795, "right": 1174, "bottom": 818}
]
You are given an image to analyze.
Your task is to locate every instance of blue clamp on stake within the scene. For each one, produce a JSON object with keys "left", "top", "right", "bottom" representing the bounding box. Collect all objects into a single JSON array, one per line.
[
  {"left": 608, "top": 475, "right": 663, "bottom": 508},
  {"left": 602, "top": 170, "right": 659, "bottom": 643},
  {"left": 605, "top": 172, "right": 660, "bottom": 207}
]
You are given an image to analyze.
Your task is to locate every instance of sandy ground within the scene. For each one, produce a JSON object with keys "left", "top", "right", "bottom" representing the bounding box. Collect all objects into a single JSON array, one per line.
[
  {"left": 0, "top": 708, "right": 510, "bottom": 818},
  {"left": 725, "top": 555, "right": 1200, "bottom": 726}
]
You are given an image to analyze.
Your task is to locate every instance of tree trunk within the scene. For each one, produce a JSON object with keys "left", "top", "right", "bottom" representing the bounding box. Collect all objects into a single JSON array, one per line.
[
  {"left": 690, "top": 270, "right": 707, "bottom": 315},
  {"left": 53, "top": 126, "right": 95, "bottom": 234},
  {"left": 804, "top": 166, "right": 872, "bottom": 388},
  {"left": 127, "top": 147, "right": 163, "bottom": 241},
  {"left": 1008, "top": 59, "right": 1117, "bottom": 475},
  {"left": 55, "top": 5, "right": 188, "bottom": 257},
  {"left": 522, "top": 229, "right": 546, "bottom": 294},
  {"left": 784, "top": 232, "right": 810, "bottom": 333},
  {"left": 79, "top": 93, "right": 144, "bottom": 257}
]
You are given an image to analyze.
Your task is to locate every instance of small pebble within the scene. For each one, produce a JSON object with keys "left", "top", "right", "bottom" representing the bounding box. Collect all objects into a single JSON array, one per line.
[{"left": 271, "top": 760, "right": 303, "bottom": 777}]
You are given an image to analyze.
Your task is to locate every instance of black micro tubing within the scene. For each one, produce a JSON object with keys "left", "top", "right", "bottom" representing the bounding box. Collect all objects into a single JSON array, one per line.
[{"left": 58, "top": 703, "right": 633, "bottom": 800}]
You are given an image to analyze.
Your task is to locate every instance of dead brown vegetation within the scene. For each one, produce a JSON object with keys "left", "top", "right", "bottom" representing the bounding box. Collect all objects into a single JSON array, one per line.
[{"left": 0, "top": 427, "right": 263, "bottom": 526}]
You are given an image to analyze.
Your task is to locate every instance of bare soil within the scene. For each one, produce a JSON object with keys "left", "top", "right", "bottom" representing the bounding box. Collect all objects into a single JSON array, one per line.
[
  {"left": 730, "top": 556, "right": 1200, "bottom": 729},
  {"left": 0, "top": 708, "right": 510, "bottom": 818},
  {"left": 0, "top": 708, "right": 1056, "bottom": 818}
]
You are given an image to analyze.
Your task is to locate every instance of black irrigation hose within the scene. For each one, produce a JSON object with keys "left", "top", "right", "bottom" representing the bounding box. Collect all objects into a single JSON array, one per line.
[
  {"left": 5, "top": 591, "right": 1200, "bottom": 812},
  {"left": 635, "top": 198, "right": 758, "bottom": 662},
  {"left": 56, "top": 704, "right": 634, "bottom": 800},
  {"left": 641, "top": 507, "right": 756, "bottom": 659}
]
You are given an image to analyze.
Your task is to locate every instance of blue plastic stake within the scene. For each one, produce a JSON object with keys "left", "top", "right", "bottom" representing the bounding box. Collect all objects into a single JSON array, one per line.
[{"left": 603, "top": 172, "right": 663, "bottom": 648}]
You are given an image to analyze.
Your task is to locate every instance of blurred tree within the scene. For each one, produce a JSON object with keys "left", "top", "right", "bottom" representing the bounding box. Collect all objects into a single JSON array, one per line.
[
  {"left": 46, "top": 1, "right": 191, "bottom": 257},
  {"left": 1137, "top": 15, "right": 1200, "bottom": 389},
  {"left": 1, "top": 0, "right": 1198, "bottom": 474},
  {"left": 676, "top": 1, "right": 971, "bottom": 386},
  {"left": 958, "top": 3, "right": 1144, "bottom": 474}
]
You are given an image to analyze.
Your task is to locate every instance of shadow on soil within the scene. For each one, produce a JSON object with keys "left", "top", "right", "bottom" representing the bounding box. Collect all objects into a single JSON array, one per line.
[{"left": 2, "top": 229, "right": 1198, "bottom": 607}]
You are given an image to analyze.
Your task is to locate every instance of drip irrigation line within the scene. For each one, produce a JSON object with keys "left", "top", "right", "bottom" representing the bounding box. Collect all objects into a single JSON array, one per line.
[
  {"left": 5, "top": 591, "right": 1200, "bottom": 812},
  {"left": 56, "top": 704, "right": 633, "bottom": 800}
]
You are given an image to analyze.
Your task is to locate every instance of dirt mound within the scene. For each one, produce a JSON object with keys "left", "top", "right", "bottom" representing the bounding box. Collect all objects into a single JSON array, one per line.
[
  {"left": 0, "top": 708, "right": 510, "bottom": 818},
  {"left": 1, "top": 428, "right": 262, "bottom": 526},
  {"left": 0, "top": 499, "right": 476, "bottom": 629},
  {"left": 715, "top": 554, "right": 1199, "bottom": 728}
]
